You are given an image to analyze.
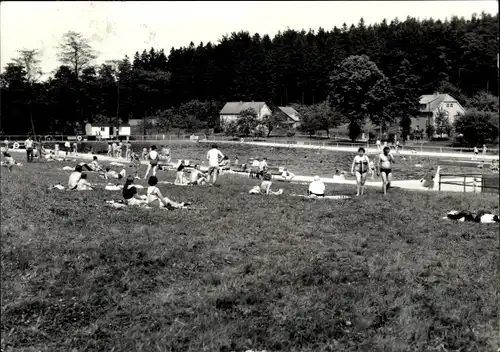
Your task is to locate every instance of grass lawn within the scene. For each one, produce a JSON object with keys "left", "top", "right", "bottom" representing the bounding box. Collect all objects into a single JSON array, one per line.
[{"left": 1, "top": 162, "right": 499, "bottom": 352}]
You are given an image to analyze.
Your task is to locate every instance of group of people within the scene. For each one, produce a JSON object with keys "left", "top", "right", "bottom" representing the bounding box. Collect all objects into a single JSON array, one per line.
[{"left": 351, "top": 146, "right": 395, "bottom": 196}]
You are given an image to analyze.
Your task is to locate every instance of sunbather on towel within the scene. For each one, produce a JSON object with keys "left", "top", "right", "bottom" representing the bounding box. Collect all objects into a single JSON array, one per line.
[
  {"left": 122, "top": 175, "right": 148, "bottom": 205},
  {"left": 308, "top": 176, "right": 325, "bottom": 197},
  {"left": 249, "top": 171, "right": 283, "bottom": 195},
  {"left": 104, "top": 167, "right": 126, "bottom": 180},
  {"left": 68, "top": 165, "right": 83, "bottom": 190},
  {"left": 1, "top": 151, "right": 18, "bottom": 171},
  {"left": 76, "top": 173, "right": 93, "bottom": 190},
  {"left": 188, "top": 164, "right": 208, "bottom": 185},
  {"left": 147, "top": 176, "right": 190, "bottom": 209},
  {"left": 281, "top": 168, "right": 295, "bottom": 181}
]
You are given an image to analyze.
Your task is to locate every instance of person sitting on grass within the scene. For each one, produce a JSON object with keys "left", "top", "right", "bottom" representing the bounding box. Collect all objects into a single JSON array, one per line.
[
  {"left": 104, "top": 167, "right": 126, "bottom": 180},
  {"left": 175, "top": 160, "right": 187, "bottom": 185},
  {"left": 76, "top": 173, "right": 93, "bottom": 191},
  {"left": 420, "top": 166, "right": 440, "bottom": 190},
  {"left": 147, "top": 176, "right": 190, "bottom": 209},
  {"left": 188, "top": 164, "right": 208, "bottom": 185},
  {"left": 333, "top": 169, "right": 345, "bottom": 181},
  {"left": 1, "top": 151, "right": 19, "bottom": 171},
  {"left": 68, "top": 165, "right": 83, "bottom": 190},
  {"left": 281, "top": 168, "right": 295, "bottom": 181},
  {"left": 122, "top": 175, "right": 148, "bottom": 205},
  {"left": 308, "top": 175, "right": 325, "bottom": 197},
  {"left": 490, "top": 159, "right": 499, "bottom": 172},
  {"left": 249, "top": 170, "right": 284, "bottom": 195},
  {"left": 219, "top": 155, "right": 231, "bottom": 174}
]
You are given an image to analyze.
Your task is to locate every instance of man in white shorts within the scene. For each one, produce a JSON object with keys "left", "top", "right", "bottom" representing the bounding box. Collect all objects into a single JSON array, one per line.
[{"left": 206, "top": 144, "right": 224, "bottom": 186}]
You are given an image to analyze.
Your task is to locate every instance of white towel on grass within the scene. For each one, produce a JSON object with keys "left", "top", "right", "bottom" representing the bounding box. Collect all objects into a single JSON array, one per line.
[{"left": 290, "top": 194, "right": 351, "bottom": 200}]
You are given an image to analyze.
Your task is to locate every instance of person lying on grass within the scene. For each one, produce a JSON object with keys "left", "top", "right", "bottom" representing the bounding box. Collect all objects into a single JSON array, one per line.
[
  {"left": 147, "top": 176, "right": 191, "bottom": 209},
  {"left": 78, "top": 156, "right": 103, "bottom": 172},
  {"left": 68, "top": 165, "right": 83, "bottom": 190},
  {"left": 308, "top": 175, "right": 325, "bottom": 197},
  {"left": 76, "top": 173, "right": 93, "bottom": 191},
  {"left": 188, "top": 164, "right": 208, "bottom": 185},
  {"left": 249, "top": 171, "right": 284, "bottom": 195},
  {"left": 103, "top": 167, "right": 126, "bottom": 180},
  {"left": 122, "top": 175, "right": 148, "bottom": 205}
]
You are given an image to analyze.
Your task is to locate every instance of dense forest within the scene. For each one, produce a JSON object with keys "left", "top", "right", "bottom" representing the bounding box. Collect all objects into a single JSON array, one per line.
[{"left": 0, "top": 12, "right": 498, "bottom": 141}]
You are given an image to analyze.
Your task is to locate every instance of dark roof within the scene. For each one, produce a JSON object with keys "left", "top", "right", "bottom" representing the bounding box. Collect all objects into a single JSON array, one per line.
[
  {"left": 220, "top": 102, "right": 267, "bottom": 115},
  {"left": 278, "top": 106, "right": 301, "bottom": 122}
]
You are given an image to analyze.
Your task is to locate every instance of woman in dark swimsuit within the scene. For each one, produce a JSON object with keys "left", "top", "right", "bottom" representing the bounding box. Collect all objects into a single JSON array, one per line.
[{"left": 351, "top": 147, "right": 370, "bottom": 196}]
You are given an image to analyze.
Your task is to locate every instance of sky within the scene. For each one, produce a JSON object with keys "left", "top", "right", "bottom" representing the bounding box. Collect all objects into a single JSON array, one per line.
[{"left": 1, "top": 1, "right": 498, "bottom": 79}]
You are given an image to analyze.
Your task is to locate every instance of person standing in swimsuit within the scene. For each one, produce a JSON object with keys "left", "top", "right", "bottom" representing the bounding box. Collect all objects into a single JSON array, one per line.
[
  {"left": 351, "top": 147, "right": 370, "bottom": 196},
  {"left": 377, "top": 146, "right": 396, "bottom": 195},
  {"left": 206, "top": 144, "right": 224, "bottom": 186},
  {"left": 144, "top": 145, "right": 160, "bottom": 180}
]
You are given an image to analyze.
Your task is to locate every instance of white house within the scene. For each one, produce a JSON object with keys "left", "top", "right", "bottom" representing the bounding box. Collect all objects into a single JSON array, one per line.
[
  {"left": 219, "top": 101, "right": 272, "bottom": 126},
  {"left": 411, "top": 93, "right": 466, "bottom": 133},
  {"left": 85, "top": 123, "right": 131, "bottom": 139},
  {"left": 277, "top": 106, "right": 301, "bottom": 129}
]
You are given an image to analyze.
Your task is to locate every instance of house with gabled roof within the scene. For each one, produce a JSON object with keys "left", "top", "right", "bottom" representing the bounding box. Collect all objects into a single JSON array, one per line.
[
  {"left": 219, "top": 101, "right": 272, "bottom": 126},
  {"left": 277, "top": 106, "right": 301, "bottom": 129},
  {"left": 411, "top": 93, "right": 466, "bottom": 132}
]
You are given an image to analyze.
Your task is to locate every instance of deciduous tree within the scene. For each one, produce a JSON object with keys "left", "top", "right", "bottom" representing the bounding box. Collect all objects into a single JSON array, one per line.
[{"left": 328, "top": 55, "right": 393, "bottom": 141}]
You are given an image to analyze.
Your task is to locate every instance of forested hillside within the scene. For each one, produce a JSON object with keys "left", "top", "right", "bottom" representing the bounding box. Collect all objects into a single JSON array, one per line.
[{"left": 1, "top": 12, "right": 498, "bottom": 135}]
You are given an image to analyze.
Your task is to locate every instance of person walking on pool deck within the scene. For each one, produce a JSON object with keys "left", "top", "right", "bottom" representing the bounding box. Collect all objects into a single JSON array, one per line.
[
  {"left": 377, "top": 146, "right": 396, "bottom": 196},
  {"left": 25, "top": 136, "right": 34, "bottom": 162},
  {"left": 351, "top": 147, "right": 370, "bottom": 196},
  {"left": 206, "top": 144, "right": 224, "bottom": 186},
  {"left": 144, "top": 145, "right": 160, "bottom": 180}
]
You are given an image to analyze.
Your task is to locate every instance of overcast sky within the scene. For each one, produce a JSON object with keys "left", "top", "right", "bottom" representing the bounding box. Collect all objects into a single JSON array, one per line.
[{"left": 1, "top": 1, "right": 498, "bottom": 78}]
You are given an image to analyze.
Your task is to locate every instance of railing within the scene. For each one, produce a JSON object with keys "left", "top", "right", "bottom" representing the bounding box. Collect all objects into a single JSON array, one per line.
[
  {"left": 1, "top": 134, "right": 499, "bottom": 155},
  {"left": 438, "top": 173, "right": 500, "bottom": 193}
]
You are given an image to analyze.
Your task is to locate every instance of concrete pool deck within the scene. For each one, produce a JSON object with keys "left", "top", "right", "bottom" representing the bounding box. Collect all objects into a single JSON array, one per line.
[
  {"left": 9, "top": 149, "right": 493, "bottom": 194},
  {"left": 197, "top": 140, "right": 499, "bottom": 161}
]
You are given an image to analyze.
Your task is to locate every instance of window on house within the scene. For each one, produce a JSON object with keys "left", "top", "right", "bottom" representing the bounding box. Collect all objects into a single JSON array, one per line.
[{"left": 100, "top": 127, "right": 106, "bottom": 131}]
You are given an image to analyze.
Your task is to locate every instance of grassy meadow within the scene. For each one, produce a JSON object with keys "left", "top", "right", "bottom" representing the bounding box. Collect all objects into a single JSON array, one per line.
[{"left": 1, "top": 161, "right": 499, "bottom": 352}]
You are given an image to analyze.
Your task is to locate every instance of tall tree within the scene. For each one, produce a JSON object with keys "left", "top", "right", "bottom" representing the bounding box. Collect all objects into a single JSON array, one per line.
[
  {"left": 12, "top": 49, "right": 42, "bottom": 83},
  {"left": 328, "top": 55, "right": 393, "bottom": 141},
  {"left": 57, "top": 31, "right": 97, "bottom": 79},
  {"left": 389, "top": 59, "right": 420, "bottom": 139}
]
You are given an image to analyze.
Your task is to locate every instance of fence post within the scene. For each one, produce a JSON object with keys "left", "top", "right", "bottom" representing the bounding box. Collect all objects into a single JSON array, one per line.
[
  {"left": 463, "top": 176, "right": 466, "bottom": 193},
  {"left": 438, "top": 173, "right": 441, "bottom": 191}
]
